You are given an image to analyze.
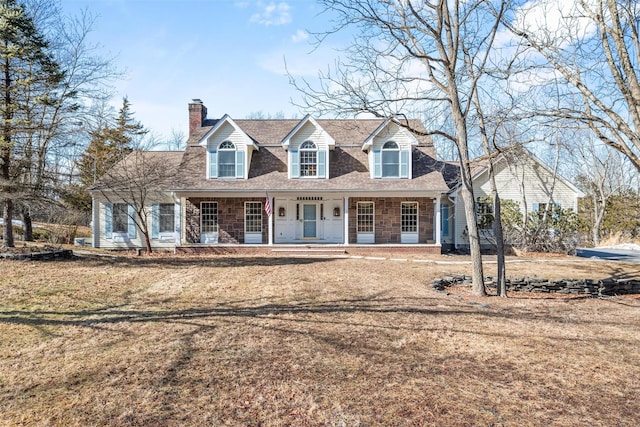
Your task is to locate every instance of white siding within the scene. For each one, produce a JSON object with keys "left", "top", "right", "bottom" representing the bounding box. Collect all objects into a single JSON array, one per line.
[
  {"left": 289, "top": 122, "right": 331, "bottom": 150},
  {"left": 454, "top": 157, "right": 581, "bottom": 247},
  {"left": 93, "top": 193, "right": 178, "bottom": 250},
  {"left": 370, "top": 123, "right": 414, "bottom": 151},
  {"left": 206, "top": 121, "right": 250, "bottom": 151}
]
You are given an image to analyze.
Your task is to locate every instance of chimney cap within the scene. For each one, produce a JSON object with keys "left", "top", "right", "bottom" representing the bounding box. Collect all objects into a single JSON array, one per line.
[{"left": 191, "top": 98, "right": 203, "bottom": 104}]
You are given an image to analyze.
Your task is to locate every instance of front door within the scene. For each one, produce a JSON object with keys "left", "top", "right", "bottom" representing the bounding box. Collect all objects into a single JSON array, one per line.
[{"left": 303, "top": 204, "right": 317, "bottom": 238}]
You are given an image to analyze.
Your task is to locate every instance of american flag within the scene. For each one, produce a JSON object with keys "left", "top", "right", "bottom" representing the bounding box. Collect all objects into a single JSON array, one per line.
[{"left": 264, "top": 194, "right": 272, "bottom": 216}]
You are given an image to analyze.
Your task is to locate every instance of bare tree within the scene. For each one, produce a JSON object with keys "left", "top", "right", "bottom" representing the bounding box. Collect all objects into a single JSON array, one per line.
[
  {"left": 505, "top": 0, "right": 640, "bottom": 172},
  {"left": 92, "top": 148, "right": 179, "bottom": 254},
  {"left": 570, "top": 132, "right": 635, "bottom": 246},
  {"left": 290, "top": 0, "right": 507, "bottom": 295}
]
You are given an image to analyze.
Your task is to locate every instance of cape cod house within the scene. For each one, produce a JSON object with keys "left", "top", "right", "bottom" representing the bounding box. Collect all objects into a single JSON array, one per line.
[
  {"left": 89, "top": 100, "right": 584, "bottom": 253},
  {"left": 90, "top": 99, "right": 450, "bottom": 252}
]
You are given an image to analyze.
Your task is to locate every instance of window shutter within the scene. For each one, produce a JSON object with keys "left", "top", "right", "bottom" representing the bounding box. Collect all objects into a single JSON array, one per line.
[
  {"left": 209, "top": 150, "right": 218, "bottom": 178},
  {"left": 151, "top": 203, "right": 159, "bottom": 239},
  {"left": 373, "top": 150, "right": 381, "bottom": 178},
  {"left": 128, "top": 204, "right": 136, "bottom": 238},
  {"left": 532, "top": 203, "right": 539, "bottom": 212},
  {"left": 104, "top": 202, "right": 112, "bottom": 239},
  {"left": 318, "top": 150, "right": 326, "bottom": 178},
  {"left": 441, "top": 204, "right": 449, "bottom": 237},
  {"left": 400, "top": 150, "right": 409, "bottom": 178},
  {"left": 290, "top": 150, "right": 299, "bottom": 178},
  {"left": 236, "top": 150, "right": 245, "bottom": 178}
]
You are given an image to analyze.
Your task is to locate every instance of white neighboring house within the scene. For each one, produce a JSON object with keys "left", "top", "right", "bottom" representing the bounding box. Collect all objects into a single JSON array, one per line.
[{"left": 440, "top": 148, "right": 585, "bottom": 251}]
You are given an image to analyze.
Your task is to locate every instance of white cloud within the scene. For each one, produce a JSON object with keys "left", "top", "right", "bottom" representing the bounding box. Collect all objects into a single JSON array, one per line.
[
  {"left": 250, "top": 2, "right": 292, "bottom": 26},
  {"left": 291, "top": 29, "right": 308, "bottom": 43}
]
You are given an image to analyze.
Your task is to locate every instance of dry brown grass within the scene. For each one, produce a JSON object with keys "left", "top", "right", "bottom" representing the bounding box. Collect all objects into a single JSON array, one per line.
[{"left": 1, "top": 253, "right": 639, "bottom": 426}]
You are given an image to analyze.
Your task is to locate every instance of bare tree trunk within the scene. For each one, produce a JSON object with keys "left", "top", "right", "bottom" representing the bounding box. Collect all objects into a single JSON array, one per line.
[
  {"left": 493, "top": 194, "right": 507, "bottom": 296},
  {"left": 2, "top": 198, "right": 13, "bottom": 246},
  {"left": 22, "top": 206, "right": 33, "bottom": 242}
]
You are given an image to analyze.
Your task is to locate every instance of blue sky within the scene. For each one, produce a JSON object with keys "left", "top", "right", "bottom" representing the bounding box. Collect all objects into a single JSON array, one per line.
[{"left": 59, "top": 0, "right": 342, "bottom": 143}]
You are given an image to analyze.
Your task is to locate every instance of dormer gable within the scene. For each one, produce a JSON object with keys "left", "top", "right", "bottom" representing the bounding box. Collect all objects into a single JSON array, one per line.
[
  {"left": 197, "top": 114, "right": 257, "bottom": 179},
  {"left": 362, "top": 118, "right": 418, "bottom": 179},
  {"left": 281, "top": 115, "right": 334, "bottom": 179}
]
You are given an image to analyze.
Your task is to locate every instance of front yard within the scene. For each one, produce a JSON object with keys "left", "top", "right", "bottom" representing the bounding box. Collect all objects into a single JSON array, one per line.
[{"left": 1, "top": 253, "right": 639, "bottom": 426}]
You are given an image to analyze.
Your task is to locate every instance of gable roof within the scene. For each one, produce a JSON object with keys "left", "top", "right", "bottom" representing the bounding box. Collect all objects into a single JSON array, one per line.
[
  {"left": 195, "top": 114, "right": 257, "bottom": 149},
  {"left": 362, "top": 118, "right": 420, "bottom": 151},
  {"left": 280, "top": 115, "right": 336, "bottom": 149},
  {"left": 89, "top": 150, "right": 184, "bottom": 192},
  {"left": 445, "top": 146, "right": 585, "bottom": 197}
]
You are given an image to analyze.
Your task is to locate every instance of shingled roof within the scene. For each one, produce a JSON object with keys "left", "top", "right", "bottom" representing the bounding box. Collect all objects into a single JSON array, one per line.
[{"left": 172, "top": 118, "right": 448, "bottom": 194}]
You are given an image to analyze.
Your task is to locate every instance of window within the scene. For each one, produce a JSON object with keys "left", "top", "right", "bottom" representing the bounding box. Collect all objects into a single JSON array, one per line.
[
  {"left": 218, "top": 141, "right": 236, "bottom": 177},
  {"left": 112, "top": 203, "right": 128, "bottom": 233},
  {"left": 476, "top": 197, "right": 494, "bottom": 229},
  {"left": 534, "top": 202, "right": 561, "bottom": 220},
  {"left": 201, "top": 202, "right": 218, "bottom": 233},
  {"left": 382, "top": 141, "right": 400, "bottom": 177},
  {"left": 159, "top": 204, "right": 174, "bottom": 233},
  {"left": 441, "top": 204, "right": 449, "bottom": 237},
  {"left": 357, "top": 202, "right": 374, "bottom": 233},
  {"left": 401, "top": 202, "right": 418, "bottom": 233},
  {"left": 299, "top": 141, "right": 317, "bottom": 177},
  {"left": 245, "top": 202, "right": 262, "bottom": 233}
]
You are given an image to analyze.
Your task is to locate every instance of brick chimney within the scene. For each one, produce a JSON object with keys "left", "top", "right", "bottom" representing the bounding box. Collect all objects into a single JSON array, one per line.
[{"left": 188, "top": 99, "right": 207, "bottom": 136}]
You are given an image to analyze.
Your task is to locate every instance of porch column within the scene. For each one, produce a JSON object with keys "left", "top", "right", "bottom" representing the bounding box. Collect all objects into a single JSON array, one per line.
[
  {"left": 173, "top": 194, "right": 182, "bottom": 245},
  {"left": 268, "top": 196, "right": 274, "bottom": 246},
  {"left": 434, "top": 197, "right": 441, "bottom": 245},
  {"left": 343, "top": 196, "right": 349, "bottom": 245}
]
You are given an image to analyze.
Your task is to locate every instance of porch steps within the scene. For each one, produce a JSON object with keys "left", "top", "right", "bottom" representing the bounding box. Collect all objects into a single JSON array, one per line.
[{"left": 271, "top": 247, "right": 347, "bottom": 254}]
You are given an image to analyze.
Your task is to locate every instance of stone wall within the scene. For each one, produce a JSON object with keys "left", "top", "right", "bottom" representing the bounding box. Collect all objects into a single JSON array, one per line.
[
  {"left": 431, "top": 275, "right": 640, "bottom": 296},
  {"left": 185, "top": 197, "right": 268, "bottom": 244},
  {"left": 348, "top": 197, "right": 434, "bottom": 244}
]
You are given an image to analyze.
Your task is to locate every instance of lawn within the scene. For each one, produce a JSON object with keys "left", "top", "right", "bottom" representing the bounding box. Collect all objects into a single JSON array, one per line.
[{"left": 1, "top": 253, "right": 639, "bottom": 426}]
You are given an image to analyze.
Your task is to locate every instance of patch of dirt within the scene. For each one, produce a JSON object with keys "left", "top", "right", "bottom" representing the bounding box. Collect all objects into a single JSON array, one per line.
[{"left": 0, "top": 244, "right": 63, "bottom": 254}]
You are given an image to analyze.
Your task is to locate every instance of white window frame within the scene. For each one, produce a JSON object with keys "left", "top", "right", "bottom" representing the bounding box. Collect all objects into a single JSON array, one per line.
[
  {"left": 299, "top": 140, "right": 317, "bottom": 177},
  {"left": 200, "top": 201, "right": 219, "bottom": 244},
  {"left": 218, "top": 141, "right": 236, "bottom": 178},
  {"left": 356, "top": 201, "right": 375, "bottom": 243},
  {"left": 382, "top": 141, "right": 400, "bottom": 178},
  {"left": 112, "top": 203, "right": 128, "bottom": 234},
  {"left": 401, "top": 201, "right": 419, "bottom": 243},
  {"left": 159, "top": 203, "right": 175, "bottom": 234},
  {"left": 244, "top": 201, "right": 263, "bottom": 244}
]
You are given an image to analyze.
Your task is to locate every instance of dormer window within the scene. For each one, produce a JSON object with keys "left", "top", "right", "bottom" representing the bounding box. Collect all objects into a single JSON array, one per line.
[
  {"left": 372, "top": 140, "right": 410, "bottom": 179},
  {"left": 208, "top": 139, "right": 245, "bottom": 179},
  {"left": 218, "top": 141, "right": 236, "bottom": 177},
  {"left": 300, "top": 141, "right": 317, "bottom": 177},
  {"left": 382, "top": 141, "right": 400, "bottom": 177}
]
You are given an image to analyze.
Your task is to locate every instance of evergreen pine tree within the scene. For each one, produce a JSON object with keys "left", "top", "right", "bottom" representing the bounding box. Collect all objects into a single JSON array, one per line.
[{"left": 1, "top": 0, "right": 63, "bottom": 247}]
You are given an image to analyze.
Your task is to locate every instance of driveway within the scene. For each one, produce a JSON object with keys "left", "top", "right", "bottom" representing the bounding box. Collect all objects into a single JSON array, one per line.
[{"left": 576, "top": 246, "right": 640, "bottom": 264}]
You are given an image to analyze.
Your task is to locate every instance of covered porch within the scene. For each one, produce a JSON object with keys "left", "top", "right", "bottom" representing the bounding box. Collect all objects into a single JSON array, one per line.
[{"left": 174, "top": 191, "right": 444, "bottom": 249}]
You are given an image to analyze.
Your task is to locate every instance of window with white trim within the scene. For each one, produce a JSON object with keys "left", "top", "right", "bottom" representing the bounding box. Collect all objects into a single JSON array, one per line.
[
  {"left": 401, "top": 202, "right": 418, "bottom": 233},
  {"left": 218, "top": 141, "right": 236, "bottom": 177},
  {"left": 299, "top": 141, "right": 317, "bottom": 177},
  {"left": 201, "top": 202, "right": 218, "bottom": 233},
  {"left": 159, "top": 204, "right": 175, "bottom": 233},
  {"left": 112, "top": 203, "right": 128, "bottom": 233},
  {"left": 245, "top": 202, "right": 262, "bottom": 233},
  {"left": 382, "top": 141, "right": 400, "bottom": 177},
  {"left": 357, "top": 202, "right": 374, "bottom": 233}
]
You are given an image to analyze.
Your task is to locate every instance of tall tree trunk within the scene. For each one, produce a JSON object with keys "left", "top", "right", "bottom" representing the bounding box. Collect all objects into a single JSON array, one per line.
[
  {"left": 22, "top": 206, "right": 33, "bottom": 241},
  {"left": 2, "top": 198, "right": 14, "bottom": 246},
  {"left": 493, "top": 194, "right": 507, "bottom": 296}
]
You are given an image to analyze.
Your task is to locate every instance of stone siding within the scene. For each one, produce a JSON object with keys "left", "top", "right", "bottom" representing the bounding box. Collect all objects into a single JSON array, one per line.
[
  {"left": 348, "top": 197, "right": 434, "bottom": 244},
  {"left": 185, "top": 197, "right": 268, "bottom": 244}
]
